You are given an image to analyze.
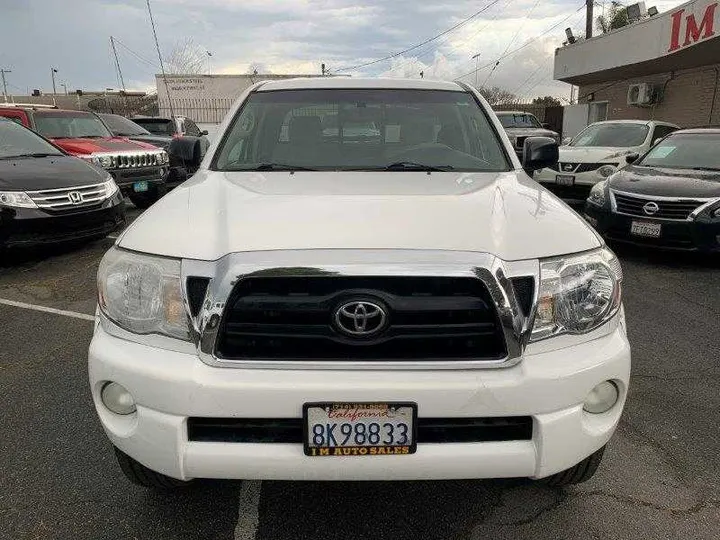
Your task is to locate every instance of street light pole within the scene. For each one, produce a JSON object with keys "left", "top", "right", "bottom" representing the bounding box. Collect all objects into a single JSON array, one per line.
[
  {"left": 60, "top": 83, "right": 68, "bottom": 96},
  {"left": 472, "top": 53, "right": 481, "bottom": 89},
  {"left": 0, "top": 69, "right": 11, "bottom": 101},
  {"left": 51, "top": 67, "right": 58, "bottom": 95}
]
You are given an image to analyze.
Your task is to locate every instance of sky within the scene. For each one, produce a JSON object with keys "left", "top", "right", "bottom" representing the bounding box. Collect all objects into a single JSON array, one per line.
[{"left": 0, "top": 0, "right": 686, "bottom": 101}]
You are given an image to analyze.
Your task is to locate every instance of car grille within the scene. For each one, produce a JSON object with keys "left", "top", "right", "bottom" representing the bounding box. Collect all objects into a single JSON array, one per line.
[
  {"left": 612, "top": 192, "right": 705, "bottom": 220},
  {"left": 26, "top": 182, "right": 109, "bottom": 211},
  {"left": 111, "top": 152, "right": 165, "bottom": 169},
  {"left": 549, "top": 162, "right": 617, "bottom": 173},
  {"left": 187, "top": 416, "right": 533, "bottom": 443},
  {"left": 215, "top": 276, "right": 508, "bottom": 361}
]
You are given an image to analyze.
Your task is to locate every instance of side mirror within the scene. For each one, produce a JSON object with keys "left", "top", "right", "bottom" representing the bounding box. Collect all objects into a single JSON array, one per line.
[
  {"left": 522, "top": 137, "right": 559, "bottom": 174},
  {"left": 541, "top": 123, "right": 552, "bottom": 129},
  {"left": 562, "top": 137, "right": 572, "bottom": 145},
  {"left": 625, "top": 152, "right": 640, "bottom": 164},
  {"left": 201, "top": 130, "right": 209, "bottom": 136}
]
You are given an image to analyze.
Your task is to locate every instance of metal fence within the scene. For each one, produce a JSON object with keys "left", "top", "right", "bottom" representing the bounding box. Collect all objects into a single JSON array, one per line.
[{"left": 159, "top": 98, "right": 237, "bottom": 124}]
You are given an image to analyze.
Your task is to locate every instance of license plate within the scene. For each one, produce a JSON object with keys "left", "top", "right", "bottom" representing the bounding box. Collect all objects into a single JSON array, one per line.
[
  {"left": 556, "top": 175, "right": 575, "bottom": 186},
  {"left": 133, "top": 181, "right": 149, "bottom": 192},
  {"left": 631, "top": 221, "right": 661, "bottom": 237},
  {"left": 304, "top": 402, "right": 417, "bottom": 457}
]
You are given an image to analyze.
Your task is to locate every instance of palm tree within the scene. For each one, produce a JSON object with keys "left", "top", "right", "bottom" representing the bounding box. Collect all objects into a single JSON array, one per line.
[{"left": 596, "top": 1, "right": 630, "bottom": 33}]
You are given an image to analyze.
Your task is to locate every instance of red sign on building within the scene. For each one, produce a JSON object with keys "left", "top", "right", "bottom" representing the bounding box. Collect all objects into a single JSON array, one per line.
[{"left": 668, "top": 2, "right": 718, "bottom": 52}]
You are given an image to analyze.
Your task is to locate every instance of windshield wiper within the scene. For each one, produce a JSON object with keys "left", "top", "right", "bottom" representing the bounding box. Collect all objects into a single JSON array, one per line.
[
  {"left": 383, "top": 161, "right": 455, "bottom": 171},
  {"left": 250, "top": 163, "right": 317, "bottom": 171},
  {"left": 1, "top": 152, "right": 62, "bottom": 159}
]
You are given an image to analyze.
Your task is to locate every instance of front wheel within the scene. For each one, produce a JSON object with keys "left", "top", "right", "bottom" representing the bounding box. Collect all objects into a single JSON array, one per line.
[
  {"left": 544, "top": 445, "right": 606, "bottom": 487},
  {"left": 114, "top": 447, "right": 191, "bottom": 490}
]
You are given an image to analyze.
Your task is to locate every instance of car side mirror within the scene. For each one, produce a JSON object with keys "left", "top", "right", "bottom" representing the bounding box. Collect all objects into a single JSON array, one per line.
[
  {"left": 522, "top": 137, "right": 559, "bottom": 174},
  {"left": 625, "top": 152, "right": 640, "bottom": 164}
]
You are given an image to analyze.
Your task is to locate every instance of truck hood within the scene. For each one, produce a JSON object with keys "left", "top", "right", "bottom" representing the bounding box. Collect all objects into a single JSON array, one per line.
[
  {"left": 559, "top": 146, "right": 640, "bottom": 163},
  {"left": 126, "top": 134, "right": 171, "bottom": 149},
  {"left": 50, "top": 137, "right": 159, "bottom": 155},
  {"left": 610, "top": 165, "right": 720, "bottom": 198},
  {"left": 118, "top": 170, "right": 601, "bottom": 261},
  {"left": 504, "top": 127, "right": 558, "bottom": 138}
]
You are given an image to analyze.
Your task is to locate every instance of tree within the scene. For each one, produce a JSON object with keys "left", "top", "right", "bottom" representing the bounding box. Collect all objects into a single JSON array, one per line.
[
  {"left": 165, "top": 38, "right": 208, "bottom": 74},
  {"left": 479, "top": 85, "right": 517, "bottom": 105},
  {"left": 596, "top": 2, "right": 630, "bottom": 33},
  {"left": 532, "top": 96, "right": 561, "bottom": 106}
]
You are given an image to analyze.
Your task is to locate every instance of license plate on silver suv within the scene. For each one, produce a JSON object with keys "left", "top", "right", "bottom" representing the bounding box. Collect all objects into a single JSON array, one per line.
[
  {"left": 556, "top": 175, "right": 575, "bottom": 186},
  {"left": 304, "top": 402, "right": 417, "bottom": 457},
  {"left": 630, "top": 221, "right": 661, "bottom": 237}
]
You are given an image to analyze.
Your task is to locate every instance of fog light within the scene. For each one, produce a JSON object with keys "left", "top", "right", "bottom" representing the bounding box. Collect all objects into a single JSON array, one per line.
[
  {"left": 101, "top": 382, "right": 136, "bottom": 415},
  {"left": 583, "top": 381, "right": 619, "bottom": 414}
]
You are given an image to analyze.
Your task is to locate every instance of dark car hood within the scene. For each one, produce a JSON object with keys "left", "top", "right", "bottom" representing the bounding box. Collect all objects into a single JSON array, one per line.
[
  {"left": 610, "top": 165, "right": 720, "bottom": 198},
  {"left": 0, "top": 155, "right": 108, "bottom": 191},
  {"left": 126, "top": 134, "right": 171, "bottom": 148},
  {"left": 504, "top": 127, "right": 559, "bottom": 138}
]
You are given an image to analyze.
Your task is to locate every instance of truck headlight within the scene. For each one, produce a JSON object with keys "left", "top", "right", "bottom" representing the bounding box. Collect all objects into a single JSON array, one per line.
[
  {"left": 0, "top": 191, "right": 37, "bottom": 208},
  {"left": 80, "top": 155, "right": 101, "bottom": 166},
  {"left": 587, "top": 180, "right": 608, "bottom": 207},
  {"left": 98, "top": 155, "right": 115, "bottom": 169},
  {"left": 597, "top": 165, "right": 616, "bottom": 178},
  {"left": 531, "top": 247, "right": 622, "bottom": 341},
  {"left": 97, "top": 247, "right": 190, "bottom": 340}
]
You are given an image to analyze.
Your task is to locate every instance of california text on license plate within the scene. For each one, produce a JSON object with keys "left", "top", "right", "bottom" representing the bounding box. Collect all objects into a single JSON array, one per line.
[
  {"left": 631, "top": 220, "right": 661, "bottom": 237},
  {"left": 303, "top": 402, "right": 417, "bottom": 457},
  {"left": 555, "top": 174, "right": 575, "bottom": 186}
]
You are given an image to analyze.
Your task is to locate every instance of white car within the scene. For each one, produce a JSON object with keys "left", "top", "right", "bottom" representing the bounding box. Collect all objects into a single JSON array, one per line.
[
  {"left": 88, "top": 78, "right": 630, "bottom": 489},
  {"left": 535, "top": 120, "right": 679, "bottom": 202}
]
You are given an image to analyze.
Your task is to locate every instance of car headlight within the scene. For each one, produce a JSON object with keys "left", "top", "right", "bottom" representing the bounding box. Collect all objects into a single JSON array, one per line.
[
  {"left": 531, "top": 247, "right": 622, "bottom": 342},
  {"left": 0, "top": 191, "right": 38, "bottom": 208},
  {"left": 101, "top": 176, "right": 119, "bottom": 198},
  {"left": 97, "top": 247, "right": 190, "bottom": 341},
  {"left": 159, "top": 151, "right": 169, "bottom": 164},
  {"left": 98, "top": 155, "right": 115, "bottom": 169},
  {"left": 597, "top": 165, "right": 616, "bottom": 178},
  {"left": 79, "top": 155, "right": 101, "bottom": 166},
  {"left": 587, "top": 180, "right": 608, "bottom": 207}
]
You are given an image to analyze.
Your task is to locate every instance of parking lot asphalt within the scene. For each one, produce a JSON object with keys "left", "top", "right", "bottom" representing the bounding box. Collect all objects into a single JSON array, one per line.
[{"left": 1, "top": 203, "right": 719, "bottom": 540}]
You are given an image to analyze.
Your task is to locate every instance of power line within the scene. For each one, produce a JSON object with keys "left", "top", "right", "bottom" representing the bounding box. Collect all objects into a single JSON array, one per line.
[
  {"left": 338, "top": 0, "right": 504, "bottom": 72},
  {"left": 454, "top": 3, "right": 585, "bottom": 81},
  {"left": 110, "top": 37, "right": 126, "bottom": 92},
  {"left": 511, "top": 59, "right": 549, "bottom": 96},
  {"left": 112, "top": 37, "right": 160, "bottom": 70}
]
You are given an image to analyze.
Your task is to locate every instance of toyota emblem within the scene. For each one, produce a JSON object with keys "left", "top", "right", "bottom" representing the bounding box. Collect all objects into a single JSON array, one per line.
[
  {"left": 68, "top": 191, "right": 84, "bottom": 204},
  {"left": 334, "top": 300, "right": 388, "bottom": 337},
  {"left": 642, "top": 201, "right": 659, "bottom": 215}
]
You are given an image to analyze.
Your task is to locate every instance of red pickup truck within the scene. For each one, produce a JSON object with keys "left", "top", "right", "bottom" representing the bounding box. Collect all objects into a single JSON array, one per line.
[{"left": 0, "top": 105, "right": 170, "bottom": 208}]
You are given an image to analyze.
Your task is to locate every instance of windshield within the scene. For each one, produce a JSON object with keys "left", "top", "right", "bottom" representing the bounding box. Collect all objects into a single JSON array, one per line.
[
  {"left": 132, "top": 118, "right": 175, "bottom": 136},
  {"left": 34, "top": 112, "right": 112, "bottom": 139},
  {"left": 213, "top": 89, "right": 509, "bottom": 172},
  {"left": 99, "top": 114, "right": 151, "bottom": 136},
  {"left": 571, "top": 123, "right": 649, "bottom": 147},
  {"left": 0, "top": 120, "right": 64, "bottom": 159},
  {"left": 497, "top": 113, "right": 541, "bottom": 129},
  {"left": 638, "top": 133, "right": 720, "bottom": 170}
]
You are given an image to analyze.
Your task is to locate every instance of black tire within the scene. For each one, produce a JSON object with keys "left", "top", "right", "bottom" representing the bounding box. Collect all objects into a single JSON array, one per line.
[
  {"left": 544, "top": 445, "right": 606, "bottom": 487},
  {"left": 113, "top": 447, "right": 191, "bottom": 490}
]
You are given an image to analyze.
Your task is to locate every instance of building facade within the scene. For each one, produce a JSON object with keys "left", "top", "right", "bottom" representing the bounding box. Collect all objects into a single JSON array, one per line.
[{"left": 554, "top": 0, "right": 720, "bottom": 136}]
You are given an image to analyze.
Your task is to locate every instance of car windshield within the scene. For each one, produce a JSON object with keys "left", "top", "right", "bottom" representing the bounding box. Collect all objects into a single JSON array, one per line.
[
  {"left": 133, "top": 118, "right": 175, "bottom": 136},
  {"left": 99, "top": 114, "right": 151, "bottom": 136},
  {"left": 497, "top": 113, "right": 541, "bottom": 129},
  {"left": 570, "top": 123, "right": 649, "bottom": 147},
  {"left": 638, "top": 133, "right": 720, "bottom": 170},
  {"left": 0, "top": 120, "right": 64, "bottom": 159},
  {"left": 213, "top": 89, "right": 509, "bottom": 172},
  {"left": 34, "top": 112, "right": 112, "bottom": 139}
]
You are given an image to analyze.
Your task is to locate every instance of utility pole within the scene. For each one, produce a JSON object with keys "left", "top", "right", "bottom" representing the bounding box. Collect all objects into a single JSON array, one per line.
[
  {"left": 146, "top": 0, "right": 176, "bottom": 120},
  {"left": 110, "top": 36, "right": 126, "bottom": 92},
  {"left": 60, "top": 82, "right": 68, "bottom": 95},
  {"left": 0, "top": 69, "right": 11, "bottom": 101},
  {"left": 472, "top": 53, "right": 481, "bottom": 89},
  {"left": 586, "top": 0, "right": 594, "bottom": 39},
  {"left": 51, "top": 67, "right": 58, "bottom": 95}
]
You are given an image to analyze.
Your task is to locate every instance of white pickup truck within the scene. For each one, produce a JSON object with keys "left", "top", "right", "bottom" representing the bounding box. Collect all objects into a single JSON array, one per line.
[{"left": 89, "top": 78, "right": 630, "bottom": 490}]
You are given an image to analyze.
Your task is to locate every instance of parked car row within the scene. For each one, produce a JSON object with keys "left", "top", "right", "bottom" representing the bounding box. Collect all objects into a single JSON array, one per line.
[{"left": 0, "top": 104, "right": 208, "bottom": 250}]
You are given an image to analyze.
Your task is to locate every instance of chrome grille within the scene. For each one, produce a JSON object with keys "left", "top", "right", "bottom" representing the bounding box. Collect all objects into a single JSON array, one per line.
[
  {"left": 27, "top": 182, "right": 108, "bottom": 210},
  {"left": 612, "top": 191, "right": 706, "bottom": 220},
  {"left": 111, "top": 152, "right": 164, "bottom": 169}
]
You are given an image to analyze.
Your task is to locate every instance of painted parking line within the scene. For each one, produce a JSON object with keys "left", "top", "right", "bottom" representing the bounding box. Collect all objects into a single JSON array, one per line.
[
  {"left": 0, "top": 298, "right": 95, "bottom": 322},
  {"left": 234, "top": 481, "right": 262, "bottom": 540}
]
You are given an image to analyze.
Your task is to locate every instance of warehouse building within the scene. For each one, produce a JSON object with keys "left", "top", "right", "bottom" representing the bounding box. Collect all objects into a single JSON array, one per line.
[{"left": 555, "top": 0, "right": 720, "bottom": 137}]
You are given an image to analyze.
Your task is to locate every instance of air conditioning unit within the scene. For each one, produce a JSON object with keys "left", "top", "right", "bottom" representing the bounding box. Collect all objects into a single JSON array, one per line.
[{"left": 627, "top": 83, "right": 654, "bottom": 106}]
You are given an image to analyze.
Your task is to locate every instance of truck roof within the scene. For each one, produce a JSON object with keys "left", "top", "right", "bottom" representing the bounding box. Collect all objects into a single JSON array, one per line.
[{"left": 256, "top": 77, "right": 465, "bottom": 92}]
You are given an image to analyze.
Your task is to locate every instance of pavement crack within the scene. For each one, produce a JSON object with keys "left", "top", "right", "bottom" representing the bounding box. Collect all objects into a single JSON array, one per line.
[{"left": 572, "top": 491, "right": 720, "bottom": 517}]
